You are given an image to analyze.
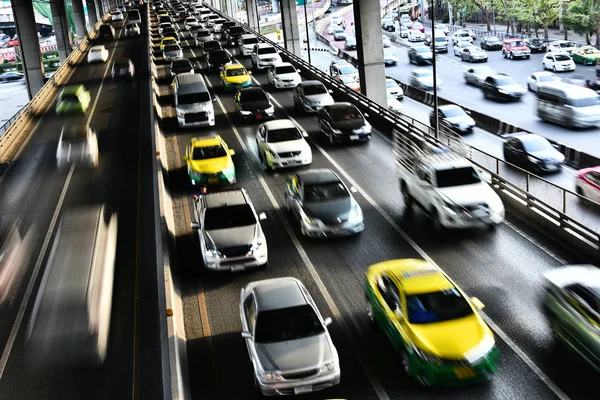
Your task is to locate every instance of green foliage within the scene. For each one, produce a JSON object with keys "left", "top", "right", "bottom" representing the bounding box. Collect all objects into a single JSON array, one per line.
[
  {"left": 442, "top": 12, "right": 450, "bottom": 23},
  {"left": 564, "top": 0, "right": 598, "bottom": 43}
]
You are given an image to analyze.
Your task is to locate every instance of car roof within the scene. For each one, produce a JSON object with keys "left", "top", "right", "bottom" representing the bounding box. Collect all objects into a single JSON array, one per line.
[
  {"left": 439, "top": 104, "right": 461, "bottom": 112},
  {"left": 263, "top": 119, "right": 296, "bottom": 130},
  {"left": 300, "top": 80, "right": 325, "bottom": 87},
  {"left": 90, "top": 45, "right": 105, "bottom": 50},
  {"left": 515, "top": 133, "right": 547, "bottom": 143},
  {"left": 297, "top": 169, "right": 341, "bottom": 185},
  {"left": 254, "top": 277, "right": 307, "bottom": 311},
  {"left": 544, "top": 265, "right": 600, "bottom": 288},
  {"left": 62, "top": 85, "right": 85, "bottom": 94},
  {"left": 224, "top": 63, "right": 245, "bottom": 70},
  {"left": 274, "top": 62, "right": 294, "bottom": 69},
  {"left": 162, "top": 36, "right": 177, "bottom": 41},
  {"left": 61, "top": 124, "right": 89, "bottom": 140},
  {"left": 577, "top": 166, "right": 600, "bottom": 175},
  {"left": 191, "top": 135, "right": 221, "bottom": 148},
  {"left": 541, "top": 81, "right": 598, "bottom": 98},
  {"left": 326, "top": 102, "right": 357, "bottom": 110},
  {"left": 204, "top": 189, "right": 247, "bottom": 208},
  {"left": 256, "top": 43, "right": 274, "bottom": 48},
  {"left": 370, "top": 259, "right": 454, "bottom": 295}
]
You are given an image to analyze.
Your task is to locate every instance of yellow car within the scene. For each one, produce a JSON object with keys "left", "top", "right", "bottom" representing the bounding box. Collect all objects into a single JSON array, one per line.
[
  {"left": 160, "top": 36, "right": 178, "bottom": 51},
  {"left": 220, "top": 64, "right": 252, "bottom": 91},
  {"left": 365, "top": 259, "right": 499, "bottom": 386},
  {"left": 571, "top": 46, "right": 600, "bottom": 65},
  {"left": 184, "top": 135, "right": 236, "bottom": 186},
  {"left": 157, "top": 11, "right": 169, "bottom": 18}
]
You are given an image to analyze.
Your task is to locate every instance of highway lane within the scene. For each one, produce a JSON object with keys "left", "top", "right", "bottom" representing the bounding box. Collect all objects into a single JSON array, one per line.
[
  {"left": 0, "top": 6, "right": 161, "bottom": 399},
  {"left": 156, "top": 18, "right": 595, "bottom": 399}
]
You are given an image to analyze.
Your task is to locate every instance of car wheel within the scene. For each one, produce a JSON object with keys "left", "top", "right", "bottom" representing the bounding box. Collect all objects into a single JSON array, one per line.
[
  {"left": 553, "top": 66, "right": 557, "bottom": 72},
  {"left": 502, "top": 50, "right": 506, "bottom": 58},
  {"left": 432, "top": 209, "right": 444, "bottom": 232},
  {"left": 576, "top": 186, "right": 584, "bottom": 196},
  {"left": 510, "top": 52, "right": 514, "bottom": 60},
  {"left": 527, "top": 83, "right": 532, "bottom": 91},
  {"left": 328, "top": 132, "right": 335, "bottom": 145},
  {"left": 366, "top": 298, "right": 375, "bottom": 323},
  {"left": 401, "top": 182, "right": 412, "bottom": 207}
]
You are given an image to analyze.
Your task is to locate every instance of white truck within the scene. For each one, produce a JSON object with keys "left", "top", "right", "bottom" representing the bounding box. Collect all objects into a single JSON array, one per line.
[{"left": 394, "top": 129, "right": 505, "bottom": 231}]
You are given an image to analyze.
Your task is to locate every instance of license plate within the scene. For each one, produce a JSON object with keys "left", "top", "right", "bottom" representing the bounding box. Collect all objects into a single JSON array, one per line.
[
  {"left": 349, "top": 135, "right": 359, "bottom": 140},
  {"left": 230, "top": 265, "right": 245, "bottom": 271},
  {"left": 208, "top": 177, "right": 218, "bottom": 184},
  {"left": 294, "top": 387, "right": 312, "bottom": 395},
  {"left": 454, "top": 366, "right": 475, "bottom": 379}
]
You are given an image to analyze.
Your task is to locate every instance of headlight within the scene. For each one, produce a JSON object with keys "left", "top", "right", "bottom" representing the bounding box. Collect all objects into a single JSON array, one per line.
[
  {"left": 265, "top": 105, "right": 275, "bottom": 114},
  {"left": 240, "top": 110, "right": 252, "bottom": 115},
  {"left": 349, "top": 200, "right": 362, "bottom": 220},
  {"left": 265, "top": 149, "right": 277, "bottom": 159},
  {"left": 259, "top": 371, "right": 284, "bottom": 383},
  {"left": 527, "top": 156, "right": 542, "bottom": 164},
  {"left": 319, "top": 362, "right": 335, "bottom": 373},
  {"left": 443, "top": 201, "right": 460, "bottom": 215}
]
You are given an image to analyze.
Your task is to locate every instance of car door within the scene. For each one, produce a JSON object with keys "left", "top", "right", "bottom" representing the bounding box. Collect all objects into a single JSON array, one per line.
[
  {"left": 413, "top": 165, "right": 433, "bottom": 206},
  {"left": 318, "top": 107, "right": 333, "bottom": 137},
  {"left": 373, "top": 275, "right": 408, "bottom": 352},
  {"left": 544, "top": 53, "right": 553, "bottom": 69},
  {"left": 529, "top": 75, "right": 538, "bottom": 91},
  {"left": 256, "top": 124, "right": 267, "bottom": 157},
  {"left": 267, "top": 66, "right": 275, "bottom": 84},
  {"left": 286, "top": 175, "right": 303, "bottom": 220},
  {"left": 241, "top": 292, "right": 258, "bottom": 361},
  {"left": 583, "top": 172, "right": 600, "bottom": 202},
  {"left": 461, "top": 48, "right": 469, "bottom": 61}
]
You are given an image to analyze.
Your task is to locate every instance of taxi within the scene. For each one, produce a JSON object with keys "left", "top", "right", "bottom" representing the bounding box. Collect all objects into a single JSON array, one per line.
[
  {"left": 160, "top": 36, "right": 178, "bottom": 51},
  {"left": 156, "top": 11, "right": 169, "bottom": 19},
  {"left": 220, "top": 64, "right": 252, "bottom": 91},
  {"left": 571, "top": 46, "right": 600, "bottom": 65},
  {"left": 55, "top": 85, "right": 91, "bottom": 115},
  {"left": 336, "top": 75, "right": 360, "bottom": 92},
  {"left": 183, "top": 135, "right": 236, "bottom": 186},
  {"left": 365, "top": 259, "right": 499, "bottom": 386}
]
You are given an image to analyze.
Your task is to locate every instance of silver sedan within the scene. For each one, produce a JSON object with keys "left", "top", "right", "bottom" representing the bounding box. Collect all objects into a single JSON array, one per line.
[{"left": 463, "top": 66, "right": 494, "bottom": 87}]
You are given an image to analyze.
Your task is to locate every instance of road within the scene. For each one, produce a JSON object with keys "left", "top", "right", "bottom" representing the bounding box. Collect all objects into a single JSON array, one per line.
[
  {"left": 321, "top": 9, "right": 600, "bottom": 158},
  {"left": 155, "top": 11, "right": 599, "bottom": 400},
  {"left": 0, "top": 6, "right": 161, "bottom": 399},
  {"left": 0, "top": 81, "right": 28, "bottom": 134}
]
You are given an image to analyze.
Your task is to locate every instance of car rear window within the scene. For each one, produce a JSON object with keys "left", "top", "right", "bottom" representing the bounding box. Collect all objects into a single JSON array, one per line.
[
  {"left": 406, "top": 288, "right": 473, "bottom": 324},
  {"left": 304, "top": 182, "right": 349, "bottom": 202},
  {"left": 204, "top": 204, "right": 256, "bottom": 230},
  {"left": 303, "top": 84, "right": 327, "bottom": 95},
  {"left": 178, "top": 92, "right": 210, "bottom": 105},
  {"left": 267, "top": 128, "right": 302, "bottom": 143},
  {"left": 258, "top": 46, "right": 277, "bottom": 55},
  {"left": 275, "top": 65, "right": 296, "bottom": 75},
  {"left": 435, "top": 166, "right": 481, "bottom": 188}
]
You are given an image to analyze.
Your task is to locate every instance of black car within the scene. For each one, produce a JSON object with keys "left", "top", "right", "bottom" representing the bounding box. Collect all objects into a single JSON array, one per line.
[
  {"left": 317, "top": 102, "right": 372, "bottom": 144},
  {"left": 234, "top": 87, "right": 275, "bottom": 121},
  {"left": 503, "top": 134, "right": 565, "bottom": 173},
  {"left": 481, "top": 74, "right": 527, "bottom": 101},
  {"left": 429, "top": 104, "right": 476, "bottom": 134},
  {"left": 223, "top": 26, "right": 246, "bottom": 47},
  {"left": 408, "top": 46, "right": 433, "bottom": 65},
  {"left": 161, "top": 27, "right": 177, "bottom": 38},
  {"left": 480, "top": 36, "right": 502, "bottom": 51},
  {"left": 202, "top": 40, "right": 223, "bottom": 58},
  {"left": 111, "top": 59, "right": 134, "bottom": 79},
  {"left": 97, "top": 23, "right": 116, "bottom": 41},
  {"left": 0, "top": 71, "right": 24, "bottom": 82},
  {"left": 221, "top": 21, "right": 237, "bottom": 33},
  {"left": 527, "top": 38, "right": 547, "bottom": 53},
  {"left": 206, "top": 50, "right": 231, "bottom": 71},
  {"left": 170, "top": 58, "right": 194, "bottom": 77}
]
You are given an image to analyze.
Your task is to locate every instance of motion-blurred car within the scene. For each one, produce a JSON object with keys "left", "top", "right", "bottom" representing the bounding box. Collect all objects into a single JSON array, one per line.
[
  {"left": 195, "top": 29, "right": 214, "bottom": 47},
  {"left": 0, "top": 218, "right": 33, "bottom": 305},
  {"left": 160, "top": 26, "right": 177, "bottom": 39},
  {"left": 454, "top": 41, "right": 472, "bottom": 56},
  {"left": 201, "top": 40, "right": 223, "bottom": 58},
  {"left": 169, "top": 58, "right": 194, "bottom": 77},
  {"left": 463, "top": 66, "right": 494, "bottom": 87},
  {"left": 286, "top": 169, "right": 363, "bottom": 237},
  {"left": 543, "top": 52, "right": 575, "bottom": 72},
  {"left": 543, "top": 265, "right": 600, "bottom": 373},
  {"left": 408, "top": 29, "right": 425, "bottom": 42},
  {"left": 526, "top": 38, "right": 546, "bottom": 53},
  {"left": 234, "top": 87, "right": 274, "bottom": 121},
  {"left": 526, "top": 71, "right": 560, "bottom": 92},
  {"left": 251, "top": 43, "right": 282, "bottom": 70},
  {"left": 386, "top": 78, "right": 404, "bottom": 99},
  {"left": 576, "top": 166, "right": 600, "bottom": 201},
  {"left": 56, "top": 85, "right": 91, "bottom": 115},
  {"left": 480, "top": 36, "right": 502, "bottom": 50},
  {"left": 398, "top": 26, "right": 409, "bottom": 39},
  {"left": 240, "top": 277, "right": 340, "bottom": 395},
  {"left": 98, "top": 23, "right": 116, "bottom": 40},
  {"left": 184, "top": 16, "right": 199, "bottom": 30},
  {"left": 503, "top": 134, "right": 565, "bottom": 173},
  {"left": 387, "top": 92, "right": 403, "bottom": 113},
  {"left": 111, "top": 11, "right": 124, "bottom": 21},
  {"left": 162, "top": 44, "right": 183, "bottom": 61},
  {"left": 160, "top": 36, "right": 178, "bottom": 51},
  {"left": 206, "top": 49, "right": 232, "bottom": 71},
  {"left": 365, "top": 259, "right": 498, "bottom": 386},
  {"left": 382, "top": 35, "right": 392, "bottom": 48},
  {"left": 124, "top": 22, "right": 140, "bottom": 37},
  {"left": 158, "top": 22, "right": 172, "bottom": 36},
  {"left": 481, "top": 74, "right": 526, "bottom": 101},
  {"left": 502, "top": 38, "right": 531, "bottom": 59},
  {"left": 87, "top": 45, "right": 109, "bottom": 63},
  {"left": 0, "top": 71, "right": 24, "bottom": 82},
  {"left": 328, "top": 14, "right": 344, "bottom": 34},
  {"left": 344, "top": 36, "right": 357, "bottom": 50},
  {"left": 381, "top": 15, "right": 394, "bottom": 32},
  {"left": 256, "top": 119, "right": 311, "bottom": 170},
  {"left": 408, "top": 46, "right": 432, "bottom": 65},
  {"left": 337, "top": 75, "right": 360, "bottom": 91},
  {"left": 452, "top": 31, "right": 473, "bottom": 45},
  {"left": 238, "top": 34, "right": 258, "bottom": 56},
  {"left": 383, "top": 50, "right": 398, "bottom": 65},
  {"left": 111, "top": 59, "right": 135, "bottom": 79},
  {"left": 460, "top": 46, "right": 488, "bottom": 62},
  {"left": 427, "top": 35, "right": 449, "bottom": 53},
  {"left": 220, "top": 63, "right": 252, "bottom": 91},
  {"left": 184, "top": 135, "right": 236, "bottom": 186},
  {"left": 329, "top": 61, "right": 358, "bottom": 80},
  {"left": 571, "top": 46, "right": 600, "bottom": 65},
  {"left": 411, "top": 21, "right": 425, "bottom": 33},
  {"left": 430, "top": 104, "right": 476, "bottom": 134},
  {"left": 223, "top": 25, "right": 246, "bottom": 47},
  {"left": 333, "top": 27, "right": 347, "bottom": 41},
  {"left": 548, "top": 40, "right": 577, "bottom": 54},
  {"left": 56, "top": 123, "right": 99, "bottom": 169},
  {"left": 293, "top": 80, "right": 334, "bottom": 113},
  {"left": 317, "top": 102, "right": 372, "bottom": 144},
  {"left": 267, "top": 62, "right": 301, "bottom": 89},
  {"left": 435, "top": 24, "right": 449, "bottom": 35},
  {"left": 409, "top": 69, "right": 442, "bottom": 91}
]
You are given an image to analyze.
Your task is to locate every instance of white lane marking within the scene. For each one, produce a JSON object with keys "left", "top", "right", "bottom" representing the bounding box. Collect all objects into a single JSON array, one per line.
[
  {"left": 0, "top": 24, "right": 125, "bottom": 379},
  {"left": 206, "top": 63, "right": 390, "bottom": 400},
  {"left": 254, "top": 75, "right": 571, "bottom": 400}
]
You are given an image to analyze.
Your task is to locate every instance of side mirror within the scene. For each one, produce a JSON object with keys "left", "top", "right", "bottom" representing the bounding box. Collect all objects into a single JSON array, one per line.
[
  {"left": 259, "top": 212, "right": 267, "bottom": 221},
  {"left": 324, "top": 317, "right": 333, "bottom": 326},
  {"left": 349, "top": 186, "right": 358, "bottom": 193},
  {"left": 471, "top": 297, "right": 485, "bottom": 310},
  {"left": 328, "top": 89, "right": 333, "bottom": 94},
  {"left": 302, "top": 132, "right": 309, "bottom": 138},
  {"left": 241, "top": 331, "right": 252, "bottom": 339},
  {"left": 364, "top": 113, "right": 369, "bottom": 118},
  {"left": 248, "top": 71, "right": 252, "bottom": 75},
  {"left": 297, "top": 69, "right": 301, "bottom": 73},
  {"left": 212, "top": 97, "right": 217, "bottom": 103},
  {"left": 190, "top": 222, "right": 200, "bottom": 229},
  {"left": 229, "top": 149, "right": 236, "bottom": 156},
  {"left": 183, "top": 155, "right": 189, "bottom": 160}
]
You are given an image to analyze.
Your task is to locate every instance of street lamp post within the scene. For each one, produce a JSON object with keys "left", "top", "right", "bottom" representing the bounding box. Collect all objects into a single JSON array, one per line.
[{"left": 302, "top": 1, "right": 311, "bottom": 64}]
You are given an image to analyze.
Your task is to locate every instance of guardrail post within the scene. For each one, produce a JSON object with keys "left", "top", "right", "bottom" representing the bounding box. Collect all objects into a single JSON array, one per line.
[
  {"left": 563, "top": 190, "right": 567, "bottom": 214},
  {"left": 526, "top": 173, "right": 530, "bottom": 192}
]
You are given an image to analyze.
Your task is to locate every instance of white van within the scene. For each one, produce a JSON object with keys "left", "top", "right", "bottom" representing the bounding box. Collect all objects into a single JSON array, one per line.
[
  {"left": 173, "top": 73, "right": 215, "bottom": 128},
  {"left": 537, "top": 82, "right": 600, "bottom": 128}
]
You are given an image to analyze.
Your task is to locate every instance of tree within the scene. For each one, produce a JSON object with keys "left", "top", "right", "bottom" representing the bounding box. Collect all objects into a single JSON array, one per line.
[
  {"left": 446, "top": 0, "right": 494, "bottom": 30},
  {"left": 534, "top": 0, "right": 560, "bottom": 39},
  {"left": 564, "top": 0, "right": 598, "bottom": 44}
]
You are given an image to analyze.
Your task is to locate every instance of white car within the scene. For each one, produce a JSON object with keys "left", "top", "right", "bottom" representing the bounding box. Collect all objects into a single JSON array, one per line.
[
  {"left": 56, "top": 124, "right": 99, "bottom": 169},
  {"left": 251, "top": 43, "right": 282, "bottom": 70},
  {"left": 527, "top": 71, "right": 561, "bottom": 92},
  {"left": 409, "top": 68, "right": 442, "bottom": 91},
  {"left": 111, "top": 11, "right": 124, "bottom": 22},
  {"left": 452, "top": 31, "right": 473, "bottom": 45},
  {"left": 184, "top": 17, "right": 199, "bottom": 30},
  {"left": 267, "top": 62, "right": 302, "bottom": 89},
  {"left": 435, "top": 24, "right": 449, "bottom": 35},
  {"left": 328, "top": 14, "right": 343, "bottom": 34},
  {"left": 386, "top": 78, "right": 404, "bottom": 99},
  {"left": 408, "top": 29, "right": 425, "bottom": 42},
  {"left": 454, "top": 42, "right": 472, "bottom": 56},
  {"left": 387, "top": 92, "right": 403, "bottom": 113},
  {"left": 576, "top": 167, "right": 600, "bottom": 202},
  {"left": 256, "top": 120, "right": 312, "bottom": 170},
  {"left": 543, "top": 52, "right": 575, "bottom": 72},
  {"left": 124, "top": 22, "right": 140, "bottom": 37},
  {"left": 87, "top": 45, "right": 109, "bottom": 63},
  {"left": 548, "top": 40, "right": 577, "bottom": 54}
]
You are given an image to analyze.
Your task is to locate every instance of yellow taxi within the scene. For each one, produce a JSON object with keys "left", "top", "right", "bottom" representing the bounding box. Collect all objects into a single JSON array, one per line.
[
  {"left": 571, "top": 46, "right": 600, "bottom": 65},
  {"left": 220, "top": 64, "right": 252, "bottom": 91},
  {"left": 183, "top": 135, "right": 236, "bottom": 186},
  {"left": 157, "top": 11, "right": 169, "bottom": 18},
  {"left": 365, "top": 259, "right": 499, "bottom": 386},
  {"left": 160, "top": 36, "right": 178, "bottom": 51}
]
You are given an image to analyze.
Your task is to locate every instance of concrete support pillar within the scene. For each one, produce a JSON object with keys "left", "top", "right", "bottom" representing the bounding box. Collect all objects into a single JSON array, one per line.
[
  {"left": 228, "top": 0, "right": 237, "bottom": 19},
  {"left": 280, "top": 0, "right": 301, "bottom": 55},
  {"left": 11, "top": 0, "right": 45, "bottom": 99},
  {"left": 86, "top": 0, "right": 98, "bottom": 26},
  {"left": 353, "top": 0, "right": 387, "bottom": 107},
  {"left": 50, "top": 0, "right": 72, "bottom": 63},
  {"left": 72, "top": 0, "right": 88, "bottom": 42},
  {"left": 245, "top": 0, "right": 259, "bottom": 31}
]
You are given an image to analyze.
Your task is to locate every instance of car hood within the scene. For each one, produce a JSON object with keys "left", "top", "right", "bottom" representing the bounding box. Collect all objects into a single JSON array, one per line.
[
  {"left": 331, "top": 118, "right": 367, "bottom": 131},
  {"left": 305, "top": 93, "right": 334, "bottom": 105},
  {"left": 436, "top": 182, "right": 497, "bottom": 206},
  {"left": 417, "top": 52, "right": 433, "bottom": 59},
  {"left": 304, "top": 198, "right": 352, "bottom": 222},
  {"left": 409, "top": 314, "right": 490, "bottom": 359},
  {"left": 529, "top": 148, "right": 565, "bottom": 163},
  {"left": 223, "top": 75, "right": 250, "bottom": 84},
  {"left": 416, "top": 76, "right": 435, "bottom": 87},
  {"left": 498, "top": 84, "right": 526, "bottom": 94},
  {"left": 267, "top": 139, "right": 309, "bottom": 154},
  {"left": 188, "top": 155, "right": 230, "bottom": 174},
  {"left": 276, "top": 72, "right": 300, "bottom": 81},
  {"left": 208, "top": 225, "right": 257, "bottom": 247},
  {"left": 255, "top": 333, "right": 332, "bottom": 372},
  {"left": 257, "top": 53, "right": 280, "bottom": 60},
  {"left": 240, "top": 99, "right": 271, "bottom": 111},
  {"left": 445, "top": 115, "right": 476, "bottom": 127}
]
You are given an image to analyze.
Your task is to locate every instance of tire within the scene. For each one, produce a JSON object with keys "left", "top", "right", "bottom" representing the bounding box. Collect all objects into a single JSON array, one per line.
[
  {"left": 401, "top": 182, "right": 412, "bottom": 207},
  {"left": 502, "top": 50, "right": 506, "bottom": 58},
  {"left": 366, "top": 298, "right": 375, "bottom": 323},
  {"left": 328, "top": 132, "right": 334, "bottom": 145},
  {"left": 576, "top": 186, "right": 584, "bottom": 196},
  {"left": 510, "top": 52, "right": 514, "bottom": 60},
  {"left": 553, "top": 66, "right": 557, "bottom": 72},
  {"left": 432, "top": 209, "right": 444, "bottom": 232},
  {"left": 527, "top": 83, "right": 532, "bottom": 91}
]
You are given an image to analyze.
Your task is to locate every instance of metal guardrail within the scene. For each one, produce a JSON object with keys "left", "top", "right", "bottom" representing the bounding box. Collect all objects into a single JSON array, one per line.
[{"left": 0, "top": 110, "right": 23, "bottom": 137}]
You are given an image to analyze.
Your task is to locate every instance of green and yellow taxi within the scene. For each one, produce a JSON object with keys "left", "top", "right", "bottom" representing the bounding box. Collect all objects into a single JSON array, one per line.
[
  {"left": 156, "top": 11, "right": 169, "bottom": 19},
  {"left": 184, "top": 135, "right": 236, "bottom": 186},
  {"left": 160, "top": 36, "right": 178, "bottom": 51},
  {"left": 365, "top": 259, "right": 499, "bottom": 387},
  {"left": 571, "top": 46, "right": 600, "bottom": 65},
  {"left": 55, "top": 85, "right": 91, "bottom": 116},
  {"left": 220, "top": 64, "right": 252, "bottom": 91}
]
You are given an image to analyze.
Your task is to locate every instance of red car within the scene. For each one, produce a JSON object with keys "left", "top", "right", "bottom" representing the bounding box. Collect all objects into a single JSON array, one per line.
[
  {"left": 411, "top": 22, "right": 424, "bottom": 33},
  {"left": 7, "top": 38, "right": 18, "bottom": 47},
  {"left": 576, "top": 166, "right": 600, "bottom": 203}
]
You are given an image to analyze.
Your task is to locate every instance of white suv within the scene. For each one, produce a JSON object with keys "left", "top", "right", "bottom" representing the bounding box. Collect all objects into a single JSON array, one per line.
[{"left": 251, "top": 43, "right": 282, "bottom": 70}]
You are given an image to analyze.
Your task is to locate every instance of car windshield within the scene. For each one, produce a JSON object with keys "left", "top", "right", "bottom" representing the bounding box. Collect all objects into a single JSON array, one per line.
[
  {"left": 204, "top": 204, "right": 256, "bottom": 230},
  {"left": 192, "top": 145, "right": 227, "bottom": 160},
  {"left": 209, "top": 51, "right": 228, "bottom": 61},
  {"left": 553, "top": 54, "right": 570, "bottom": 61},
  {"left": 386, "top": 80, "right": 399, "bottom": 88},
  {"left": 415, "top": 70, "right": 432, "bottom": 78},
  {"left": 226, "top": 67, "right": 247, "bottom": 76},
  {"left": 241, "top": 90, "right": 267, "bottom": 102},
  {"left": 487, "top": 37, "right": 499, "bottom": 43},
  {"left": 558, "top": 42, "right": 573, "bottom": 48},
  {"left": 114, "top": 62, "right": 129, "bottom": 69},
  {"left": 521, "top": 136, "right": 552, "bottom": 152},
  {"left": 267, "top": 128, "right": 302, "bottom": 143},
  {"left": 255, "top": 305, "right": 324, "bottom": 343},
  {"left": 163, "top": 39, "right": 176, "bottom": 45},
  {"left": 415, "top": 47, "right": 429, "bottom": 53},
  {"left": 495, "top": 77, "right": 516, "bottom": 86},
  {"left": 339, "top": 65, "right": 355, "bottom": 74},
  {"left": 473, "top": 67, "right": 493, "bottom": 76},
  {"left": 406, "top": 288, "right": 473, "bottom": 324},
  {"left": 384, "top": 51, "right": 394, "bottom": 58},
  {"left": 435, "top": 37, "right": 446, "bottom": 42},
  {"left": 538, "top": 74, "right": 559, "bottom": 82},
  {"left": 569, "top": 96, "right": 600, "bottom": 107},
  {"left": 229, "top": 27, "right": 244, "bottom": 34},
  {"left": 198, "top": 30, "right": 210, "bottom": 37},
  {"left": 304, "top": 181, "right": 349, "bottom": 202},
  {"left": 205, "top": 41, "right": 220, "bottom": 49},
  {"left": 442, "top": 107, "right": 466, "bottom": 118},
  {"left": 304, "top": 84, "right": 327, "bottom": 95},
  {"left": 530, "top": 39, "right": 543, "bottom": 45},
  {"left": 172, "top": 60, "right": 190, "bottom": 69},
  {"left": 331, "top": 106, "right": 362, "bottom": 122},
  {"left": 178, "top": 92, "right": 210, "bottom": 104},
  {"left": 164, "top": 44, "right": 180, "bottom": 52},
  {"left": 457, "top": 32, "right": 469, "bottom": 38},
  {"left": 59, "top": 94, "right": 80, "bottom": 103},
  {"left": 276, "top": 65, "right": 296, "bottom": 74},
  {"left": 258, "top": 47, "right": 277, "bottom": 54},
  {"left": 435, "top": 166, "right": 481, "bottom": 188},
  {"left": 243, "top": 37, "right": 258, "bottom": 44},
  {"left": 61, "top": 125, "right": 87, "bottom": 141},
  {"left": 340, "top": 76, "right": 355, "bottom": 84},
  {"left": 510, "top": 40, "right": 525, "bottom": 47},
  {"left": 335, "top": 28, "right": 345, "bottom": 34},
  {"left": 347, "top": 38, "right": 356, "bottom": 44}
]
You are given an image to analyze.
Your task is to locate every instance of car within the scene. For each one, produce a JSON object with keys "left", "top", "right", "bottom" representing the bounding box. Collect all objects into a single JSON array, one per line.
[
  {"left": 365, "top": 259, "right": 499, "bottom": 386},
  {"left": 207, "top": 49, "right": 232, "bottom": 71},
  {"left": 410, "top": 21, "right": 425, "bottom": 33},
  {"left": 430, "top": 104, "right": 476, "bottom": 134},
  {"left": 543, "top": 51, "right": 575, "bottom": 72},
  {"left": 382, "top": 35, "right": 392, "bottom": 48},
  {"left": 383, "top": 50, "right": 398, "bottom": 65},
  {"left": 127, "top": 9, "right": 141, "bottom": 24},
  {"left": 400, "top": 16, "right": 411, "bottom": 26},
  {"left": 184, "top": 135, "right": 236, "bottom": 186},
  {"left": 201, "top": 40, "right": 223, "bottom": 58},
  {"left": 116, "top": 5, "right": 126, "bottom": 13},
  {"left": 238, "top": 34, "right": 259, "bottom": 56},
  {"left": 234, "top": 87, "right": 275, "bottom": 121},
  {"left": 56, "top": 123, "right": 99, "bottom": 169},
  {"left": 387, "top": 92, "right": 403, "bottom": 113},
  {"left": 527, "top": 71, "right": 560, "bottom": 92},
  {"left": 525, "top": 38, "right": 546, "bottom": 53},
  {"left": 87, "top": 45, "right": 109, "bottom": 63},
  {"left": 111, "top": 59, "right": 135, "bottom": 79},
  {"left": 409, "top": 69, "right": 442, "bottom": 91},
  {"left": 223, "top": 25, "right": 246, "bottom": 47},
  {"left": 98, "top": 23, "right": 116, "bottom": 40},
  {"left": 427, "top": 35, "right": 448, "bottom": 53},
  {"left": 267, "top": 62, "right": 301, "bottom": 89},
  {"left": 317, "top": 102, "right": 372, "bottom": 144},
  {"left": 293, "top": 80, "right": 334, "bottom": 113},
  {"left": 480, "top": 36, "right": 502, "bottom": 50},
  {"left": 240, "top": 277, "right": 340, "bottom": 395},
  {"left": 398, "top": 26, "right": 409, "bottom": 39},
  {"left": 220, "top": 63, "right": 252, "bottom": 90},
  {"left": 195, "top": 29, "right": 214, "bottom": 47},
  {"left": 460, "top": 46, "right": 488, "bottom": 62},
  {"left": 386, "top": 78, "right": 404, "bottom": 99},
  {"left": 329, "top": 61, "right": 358, "bottom": 80},
  {"left": 191, "top": 188, "right": 267, "bottom": 271},
  {"left": 256, "top": 119, "right": 311, "bottom": 170},
  {"left": 162, "top": 44, "right": 183, "bottom": 61},
  {"left": 124, "top": 22, "right": 140, "bottom": 37},
  {"left": 328, "top": 14, "right": 344, "bottom": 34},
  {"left": 382, "top": 15, "right": 395, "bottom": 32},
  {"left": 0, "top": 71, "right": 23, "bottom": 82},
  {"left": 463, "top": 66, "right": 494, "bottom": 87},
  {"left": 435, "top": 24, "right": 449, "bottom": 35},
  {"left": 56, "top": 85, "right": 91, "bottom": 115},
  {"left": 0, "top": 218, "right": 32, "bottom": 305},
  {"left": 344, "top": 36, "right": 357, "bottom": 50},
  {"left": 111, "top": 11, "right": 124, "bottom": 21},
  {"left": 333, "top": 27, "right": 347, "bottom": 41},
  {"left": 158, "top": 22, "right": 172, "bottom": 35},
  {"left": 161, "top": 26, "right": 177, "bottom": 39},
  {"left": 336, "top": 75, "right": 360, "bottom": 91},
  {"left": 576, "top": 167, "right": 600, "bottom": 201},
  {"left": 548, "top": 40, "right": 577, "bottom": 54},
  {"left": 408, "top": 29, "right": 424, "bottom": 42},
  {"left": 454, "top": 42, "right": 472, "bottom": 57},
  {"left": 160, "top": 36, "right": 178, "bottom": 51},
  {"left": 184, "top": 16, "right": 199, "bottom": 30},
  {"left": 502, "top": 38, "right": 531, "bottom": 59},
  {"left": 503, "top": 134, "right": 565, "bottom": 173},
  {"left": 481, "top": 74, "right": 526, "bottom": 101},
  {"left": 170, "top": 58, "right": 194, "bottom": 77},
  {"left": 408, "top": 46, "right": 432, "bottom": 65},
  {"left": 570, "top": 46, "right": 600, "bottom": 65},
  {"left": 452, "top": 31, "right": 472, "bottom": 45},
  {"left": 463, "top": 29, "right": 477, "bottom": 40},
  {"left": 251, "top": 43, "right": 282, "bottom": 70}
]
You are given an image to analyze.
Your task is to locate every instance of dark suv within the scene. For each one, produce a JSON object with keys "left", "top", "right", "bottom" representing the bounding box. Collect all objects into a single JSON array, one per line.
[
  {"left": 481, "top": 74, "right": 526, "bottom": 101},
  {"left": 526, "top": 38, "right": 547, "bottom": 53},
  {"left": 317, "top": 102, "right": 372, "bottom": 144}
]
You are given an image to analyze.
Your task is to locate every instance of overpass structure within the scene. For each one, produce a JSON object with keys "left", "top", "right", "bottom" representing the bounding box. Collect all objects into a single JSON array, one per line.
[{"left": 0, "top": 1, "right": 598, "bottom": 400}]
